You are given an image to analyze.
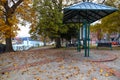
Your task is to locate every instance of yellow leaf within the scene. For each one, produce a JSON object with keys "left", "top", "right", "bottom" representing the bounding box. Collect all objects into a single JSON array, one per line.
[
  {"left": 108, "top": 69, "right": 114, "bottom": 74},
  {"left": 5, "top": 72, "right": 9, "bottom": 75},
  {"left": 61, "top": 72, "right": 65, "bottom": 75},
  {"left": 13, "top": 63, "right": 17, "bottom": 67},
  {"left": 92, "top": 77, "right": 97, "bottom": 80},
  {"left": 34, "top": 77, "right": 41, "bottom": 80},
  {"left": 1, "top": 0, "right": 6, "bottom": 3},
  {"left": 105, "top": 73, "right": 109, "bottom": 77},
  {"left": 60, "top": 65, "right": 64, "bottom": 69},
  {"left": 36, "top": 78, "right": 41, "bottom": 80},
  {"left": 100, "top": 69, "right": 103, "bottom": 73}
]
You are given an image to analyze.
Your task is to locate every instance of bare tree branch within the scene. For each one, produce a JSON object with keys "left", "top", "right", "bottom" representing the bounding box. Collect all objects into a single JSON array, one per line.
[
  {"left": 82, "top": 0, "right": 90, "bottom": 2},
  {"left": 90, "top": 0, "right": 93, "bottom": 2},
  {"left": 101, "top": 0, "right": 106, "bottom": 4},
  {"left": 11, "top": 0, "right": 15, "bottom": 4},
  {"left": 11, "top": 0, "right": 23, "bottom": 13},
  {"left": 4, "top": 0, "right": 10, "bottom": 12},
  {"left": 82, "top": 0, "right": 86, "bottom": 2}
]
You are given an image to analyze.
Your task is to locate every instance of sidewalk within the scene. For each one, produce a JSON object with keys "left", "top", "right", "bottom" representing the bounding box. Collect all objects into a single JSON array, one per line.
[{"left": 0, "top": 48, "right": 120, "bottom": 80}]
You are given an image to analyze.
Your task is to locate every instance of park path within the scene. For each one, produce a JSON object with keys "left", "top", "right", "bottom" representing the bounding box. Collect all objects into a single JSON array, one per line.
[{"left": 0, "top": 48, "right": 120, "bottom": 80}]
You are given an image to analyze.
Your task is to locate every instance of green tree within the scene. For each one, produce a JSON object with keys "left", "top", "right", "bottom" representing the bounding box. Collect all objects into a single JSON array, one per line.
[
  {"left": 101, "top": 0, "right": 120, "bottom": 33},
  {"left": 90, "top": 0, "right": 120, "bottom": 40},
  {"left": 31, "top": 0, "right": 110, "bottom": 47},
  {"left": 31, "top": 0, "right": 66, "bottom": 48},
  {"left": 90, "top": 24, "right": 103, "bottom": 41},
  {"left": 31, "top": 0, "right": 86, "bottom": 48}
]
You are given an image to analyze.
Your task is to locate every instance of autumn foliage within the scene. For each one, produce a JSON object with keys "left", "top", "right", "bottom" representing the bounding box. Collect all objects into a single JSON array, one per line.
[
  {"left": 0, "top": 0, "right": 36, "bottom": 38},
  {"left": 0, "top": 0, "right": 37, "bottom": 52}
]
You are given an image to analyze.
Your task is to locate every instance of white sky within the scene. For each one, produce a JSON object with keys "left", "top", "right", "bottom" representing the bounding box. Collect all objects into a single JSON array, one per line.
[{"left": 17, "top": 24, "right": 30, "bottom": 37}]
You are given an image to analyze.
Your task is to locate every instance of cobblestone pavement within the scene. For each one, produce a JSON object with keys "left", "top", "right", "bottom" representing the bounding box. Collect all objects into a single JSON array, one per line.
[{"left": 0, "top": 48, "right": 120, "bottom": 80}]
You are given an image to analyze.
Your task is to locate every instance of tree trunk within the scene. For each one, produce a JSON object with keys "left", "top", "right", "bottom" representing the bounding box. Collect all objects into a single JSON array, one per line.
[
  {"left": 97, "top": 29, "right": 102, "bottom": 41},
  {"left": 43, "top": 37, "right": 46, "bottom": 46},
  {"left": 55, "top": 37, "right": 61, "bottom": 48},
  {"left": 2, "top": 0, "right": 24, "bottom": 53},
  {"left": 5, "top": 38, "right": 14, "bottom": 52}
]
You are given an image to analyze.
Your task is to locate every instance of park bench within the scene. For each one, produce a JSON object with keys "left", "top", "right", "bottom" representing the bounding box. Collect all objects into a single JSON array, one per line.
[{"left": 97, "top": 42, "right": 112, "bottom": 50}]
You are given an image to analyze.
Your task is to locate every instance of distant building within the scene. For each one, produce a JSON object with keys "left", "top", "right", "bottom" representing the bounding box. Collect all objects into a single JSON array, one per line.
[{"left": 12, "top": 37, "right": 44, "bottom": 51}]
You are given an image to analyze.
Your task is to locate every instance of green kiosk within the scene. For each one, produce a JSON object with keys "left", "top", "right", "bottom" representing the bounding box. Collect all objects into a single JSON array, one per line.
[{"left": 63, "top": 1, "right": 118, "bottom": 57}]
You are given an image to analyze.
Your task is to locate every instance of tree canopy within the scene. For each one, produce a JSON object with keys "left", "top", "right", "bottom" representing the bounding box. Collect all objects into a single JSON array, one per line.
[
  {"left": 0, "top": 0, "right": 118, "bottom": 51},
  {"left": 30, "top": 0, "right": 87, "bottom": 47},
  {"left": 90, "top": 0, "right": 120, "bottom": 40},
  {"left": 0, "top": 0, "right": 36, "bottom": 52},
  {"left": 30, "top": 0, "right": 115, "bottom": 47},
  {"left": 100, "top": 0, "right": 120, "bottom": 33}
]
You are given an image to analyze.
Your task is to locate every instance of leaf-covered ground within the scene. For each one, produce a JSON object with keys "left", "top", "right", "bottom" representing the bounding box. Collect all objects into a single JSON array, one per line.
[{"left": 0, "top": 48, "right": 120, "bottom": 80}]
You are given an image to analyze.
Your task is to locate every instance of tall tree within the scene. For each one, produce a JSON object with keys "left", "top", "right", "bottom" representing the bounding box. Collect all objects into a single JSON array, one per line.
[
  {"left": 101, "top": 0, "right": 120, "bottom": 33},
  {"left": 31, "top": 0, "right": 85, "bottom": 48},
  {"left": 0, "top": 0, "right": 36, "bottom": 52},
  {"left": 30, "top": 0, "right": 109, "bottom": 48},
  {"left": 31, "top": 0, "right": 65, "bottom": 48},
  {"left": 90, "top": 0, "right": 119, "bottom": 40}
]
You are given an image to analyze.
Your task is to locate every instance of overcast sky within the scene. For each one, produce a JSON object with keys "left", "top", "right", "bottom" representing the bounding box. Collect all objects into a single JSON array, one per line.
[{"left": 17, "top": 24, "right": 30, "bottom": 37}]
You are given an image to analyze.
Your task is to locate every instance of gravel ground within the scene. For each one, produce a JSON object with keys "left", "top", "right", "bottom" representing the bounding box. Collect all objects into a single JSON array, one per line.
[
  {"left": 102, "top": 50, "right": 120, "bottom": 72},
  {"left": 0, "top": 48, "right": 120, "bottom": 80}
]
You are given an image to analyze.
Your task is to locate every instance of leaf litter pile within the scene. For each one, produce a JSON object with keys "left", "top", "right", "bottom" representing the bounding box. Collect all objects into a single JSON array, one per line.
[{"left": 0, "top": 49, "right": 119, "bottom": 80}]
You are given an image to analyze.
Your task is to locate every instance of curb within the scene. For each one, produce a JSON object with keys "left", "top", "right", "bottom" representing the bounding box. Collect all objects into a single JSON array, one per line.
[{"left": 89, "top": 54, "right": 117, "bottom": 62}]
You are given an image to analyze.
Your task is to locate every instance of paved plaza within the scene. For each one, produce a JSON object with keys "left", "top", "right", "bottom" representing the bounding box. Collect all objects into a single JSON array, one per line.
[{"left": 0, "top": 47, "right": 120, "bottom": 80}]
